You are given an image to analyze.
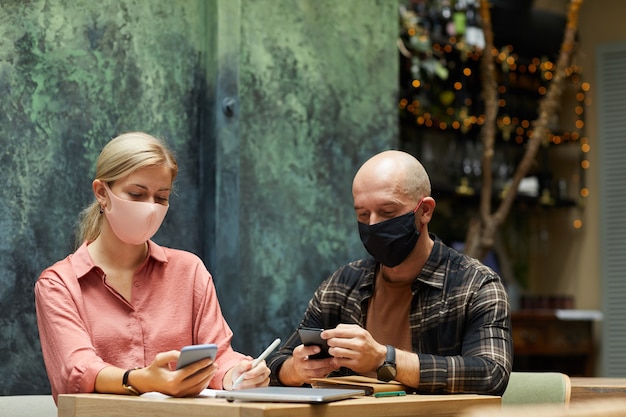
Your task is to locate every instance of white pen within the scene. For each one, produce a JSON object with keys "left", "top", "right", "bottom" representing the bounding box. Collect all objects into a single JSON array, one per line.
[{"left": 232, "top": 337, "right": 281, "bottom": 388}]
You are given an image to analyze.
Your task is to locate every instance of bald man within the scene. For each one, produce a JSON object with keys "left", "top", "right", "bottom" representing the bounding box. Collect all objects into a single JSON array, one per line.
[{"left": 267, "top": 150, "right": 512, "bottom": 395}]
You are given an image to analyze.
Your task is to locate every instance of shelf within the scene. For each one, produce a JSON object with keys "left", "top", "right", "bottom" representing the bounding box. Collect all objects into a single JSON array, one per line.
[
  {"left": 431, "top": 181, "right": 579, "bottom": 208},
  {"left": 512, "top": 310, "right": 597, "bottom": 376}
]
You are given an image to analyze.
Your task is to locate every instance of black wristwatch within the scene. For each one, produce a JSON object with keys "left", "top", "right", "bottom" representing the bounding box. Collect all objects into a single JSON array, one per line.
[
  {"left": 122, "top": 368, "right": 140, "bottom": 395},
  {"left": 376, "top": 345, "right": 397, "bottom": 382}
]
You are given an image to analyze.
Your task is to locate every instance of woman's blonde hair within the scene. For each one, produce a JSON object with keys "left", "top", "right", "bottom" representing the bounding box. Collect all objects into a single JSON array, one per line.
[{"left": 75, "top": 132, "right": 179, "bottom": 247}]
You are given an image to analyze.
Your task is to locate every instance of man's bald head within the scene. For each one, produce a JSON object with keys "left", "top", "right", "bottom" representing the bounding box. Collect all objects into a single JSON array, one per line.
[{"left": 353, "top": 150, "right": 431, "bottom": 201}]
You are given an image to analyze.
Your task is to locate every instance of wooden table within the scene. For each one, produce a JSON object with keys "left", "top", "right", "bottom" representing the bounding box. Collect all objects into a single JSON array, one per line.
[
  {"left": 58, "top": 392, "right": 500, "bottom": 417},
  {"left": 570, "top": 377, "right": 626, "bottom": 403}
]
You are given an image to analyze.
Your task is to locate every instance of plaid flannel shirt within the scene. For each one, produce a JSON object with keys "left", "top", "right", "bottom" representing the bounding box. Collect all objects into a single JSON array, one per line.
[{"left": 268, "top": 234, "right": 513, "bottom": 396}]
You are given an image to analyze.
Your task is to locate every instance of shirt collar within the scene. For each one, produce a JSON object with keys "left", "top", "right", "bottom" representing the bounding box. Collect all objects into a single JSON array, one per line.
[
  {"left": 71, "top": 240, "right": 169, "bottom": 280},
  {"left": 414, "top": 234, "right": 446, "bottom": 290},
  {"left": 359, "top": 234, "right": 447, "bottom": 293}
]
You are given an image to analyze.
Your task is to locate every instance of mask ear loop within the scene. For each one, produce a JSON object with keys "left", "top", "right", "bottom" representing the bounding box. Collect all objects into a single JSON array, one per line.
[{"left": 412, "top": 198, "right": 425, "bottom": 213}]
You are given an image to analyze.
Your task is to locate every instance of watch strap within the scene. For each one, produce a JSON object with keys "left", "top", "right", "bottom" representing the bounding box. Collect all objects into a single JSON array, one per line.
[
  {"left": 122, "top": 368, "right": 140, "bottom": 395},
  {"left": 384, "top": 344, "right": 396, "bottom": 365},
  {"left": 377, "top": 345, "right": 397, "bottom": 382}
]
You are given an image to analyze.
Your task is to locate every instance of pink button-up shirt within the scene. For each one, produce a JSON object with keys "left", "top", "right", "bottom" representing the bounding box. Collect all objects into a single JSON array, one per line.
[{"left": 35, "top": 240, "right": 247, "bottom": 401}]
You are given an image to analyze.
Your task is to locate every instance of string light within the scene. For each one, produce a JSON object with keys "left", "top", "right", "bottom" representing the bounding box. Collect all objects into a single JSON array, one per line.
[
  {"left": 398, "top": 3, "right": 590, "bottom": 225},
  {"left": 398, "top": 48, "right": 588, "bottom": 148}
]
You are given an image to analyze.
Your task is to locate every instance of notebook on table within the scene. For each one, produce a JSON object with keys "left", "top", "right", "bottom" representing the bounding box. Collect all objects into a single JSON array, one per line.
[
  {"left": 311, "top": 375, "right": 408, "bottom": 395},
  {"left": 214, "top": 386, "right": 366, "bottom": 403}
]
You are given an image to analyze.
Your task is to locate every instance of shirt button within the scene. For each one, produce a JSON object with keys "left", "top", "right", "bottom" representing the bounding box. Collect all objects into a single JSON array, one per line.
[{"left": 134, "top": 282, "right": 140, "bottom": 287}]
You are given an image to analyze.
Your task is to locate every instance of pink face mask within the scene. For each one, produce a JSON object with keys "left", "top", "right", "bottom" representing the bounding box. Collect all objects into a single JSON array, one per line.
[{"left": 103, "top": 184, "right": 169, "bottom": 245}]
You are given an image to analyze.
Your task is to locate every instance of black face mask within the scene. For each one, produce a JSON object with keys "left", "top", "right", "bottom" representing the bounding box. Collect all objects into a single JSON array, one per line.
[{"left": 358, "top": 210, "right": 420, "bottom": 267}]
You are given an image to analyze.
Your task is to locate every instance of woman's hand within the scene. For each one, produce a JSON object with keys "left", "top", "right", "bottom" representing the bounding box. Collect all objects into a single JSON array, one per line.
[
  {"left": 133, "top": 350, "right": 218, "bottom": 397},
  {"left": 225, "top": 359, "right": 271, "bottom": 390}
]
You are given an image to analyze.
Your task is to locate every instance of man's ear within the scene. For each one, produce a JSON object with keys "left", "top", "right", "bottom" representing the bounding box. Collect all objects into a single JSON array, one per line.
[{"left": 419, "top": 197, "right": 436, "bottom": 223}]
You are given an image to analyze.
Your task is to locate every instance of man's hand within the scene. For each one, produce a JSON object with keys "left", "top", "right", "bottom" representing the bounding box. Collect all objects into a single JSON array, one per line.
[
  {"left": 322, "top": 324, "right": 387, "bottom": 374},
  {"left": 278, "top": 344, "right": 338, "bottom": 386}
]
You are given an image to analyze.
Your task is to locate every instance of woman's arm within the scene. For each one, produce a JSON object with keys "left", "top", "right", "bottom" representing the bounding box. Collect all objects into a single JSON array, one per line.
[
  {"left": 94, "top": 351, "right": 217, "bottom": 396},
  {"left": 35, "top": 273, "right": 109, "bottom": 400}
]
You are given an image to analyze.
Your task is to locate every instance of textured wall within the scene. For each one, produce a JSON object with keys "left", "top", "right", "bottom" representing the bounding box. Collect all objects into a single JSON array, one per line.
[
  {"left": 0, "top": 0, "right": 397, "bottom": 394},
  {"left": 227, "top": 0, "right": 398, "bottom": 351},
  {"left": 0, "top": 0, "right": 211, "bottom": 394}
]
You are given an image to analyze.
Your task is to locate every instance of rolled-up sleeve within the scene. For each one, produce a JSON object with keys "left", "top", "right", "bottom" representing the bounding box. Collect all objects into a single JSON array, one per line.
[
  {"left": 416, "top": 273, "right": 512, "bottom": 395},
  {"left": 35, "top": 273, "right": 110, "bottom": 401}
]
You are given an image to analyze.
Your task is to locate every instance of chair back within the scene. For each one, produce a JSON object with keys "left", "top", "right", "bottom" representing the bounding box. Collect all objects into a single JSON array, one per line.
[{"left": 502, "top": 372, "right": 571, "bottom": 406}]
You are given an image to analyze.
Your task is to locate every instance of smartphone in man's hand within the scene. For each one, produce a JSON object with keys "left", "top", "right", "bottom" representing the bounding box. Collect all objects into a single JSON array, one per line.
[{"left": 298, "top": 327, "right": 332, "bottom": 359}]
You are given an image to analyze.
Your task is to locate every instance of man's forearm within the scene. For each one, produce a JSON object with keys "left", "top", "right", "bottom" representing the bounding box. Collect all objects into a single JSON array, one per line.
[{"left": 394, "top": 350, "right": 421, "bottom": 388}]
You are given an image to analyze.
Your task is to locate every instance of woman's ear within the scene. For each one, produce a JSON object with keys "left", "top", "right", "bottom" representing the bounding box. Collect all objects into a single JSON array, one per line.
[{"left": 92, "top": 180, "right": 107, "bottom": 206}]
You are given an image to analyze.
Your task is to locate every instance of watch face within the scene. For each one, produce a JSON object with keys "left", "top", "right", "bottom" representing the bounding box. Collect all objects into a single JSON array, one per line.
[{"left": 377, "top": 364, "right": 397, "bottom": 382}]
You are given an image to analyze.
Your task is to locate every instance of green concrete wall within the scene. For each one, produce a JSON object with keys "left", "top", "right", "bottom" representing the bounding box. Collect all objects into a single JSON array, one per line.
[
  {"left": 231, "top": 0, "right": 398, "bottom": 351},
  {"left": 0, "top": 0, "right": 397, "bottom": 394}
]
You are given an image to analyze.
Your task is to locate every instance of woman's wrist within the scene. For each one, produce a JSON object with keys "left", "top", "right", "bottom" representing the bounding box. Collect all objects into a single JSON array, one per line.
[
  {"left": 123, "top": 367, "right": 144, "bottom": 395},
  {"left": 223, "top": 367, "right": 235, "bottom": 390}
]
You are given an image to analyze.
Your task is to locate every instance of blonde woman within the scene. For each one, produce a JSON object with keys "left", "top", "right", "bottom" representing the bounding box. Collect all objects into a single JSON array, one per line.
[{"left": 35, "top": 132, "right": 269, "bottom": 403}]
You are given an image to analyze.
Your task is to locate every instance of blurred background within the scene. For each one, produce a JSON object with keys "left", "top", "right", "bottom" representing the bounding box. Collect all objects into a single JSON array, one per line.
[{"left": 0, "top": 0, "right": 623, "bottom": 394}]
